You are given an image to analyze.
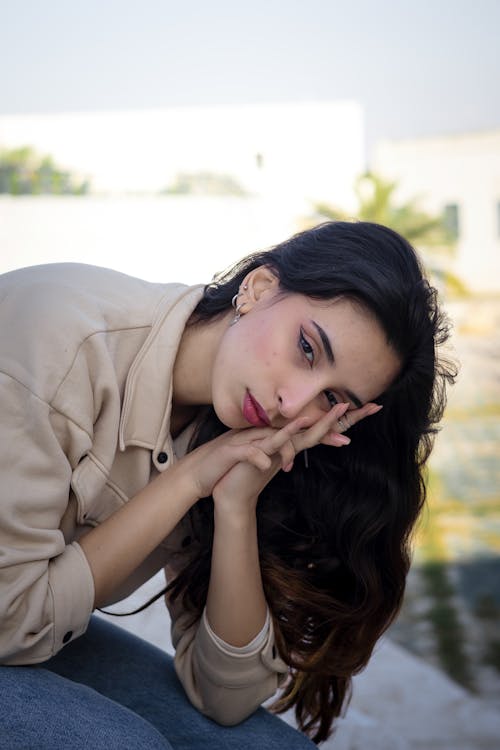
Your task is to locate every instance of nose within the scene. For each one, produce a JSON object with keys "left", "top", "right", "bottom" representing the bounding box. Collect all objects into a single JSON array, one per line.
[{"left": 277, "top": 379, "right": 321, "bottom": 422}]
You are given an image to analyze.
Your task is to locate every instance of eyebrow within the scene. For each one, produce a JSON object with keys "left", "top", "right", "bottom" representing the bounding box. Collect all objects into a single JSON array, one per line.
[{"left": 311, "top": 320, "right": 364, "bottom": 409}]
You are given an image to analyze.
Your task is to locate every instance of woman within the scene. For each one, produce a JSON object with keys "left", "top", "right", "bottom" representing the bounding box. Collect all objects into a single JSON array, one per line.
[{"left": 0, "top": 221, "right": 454, "bottom": 748}]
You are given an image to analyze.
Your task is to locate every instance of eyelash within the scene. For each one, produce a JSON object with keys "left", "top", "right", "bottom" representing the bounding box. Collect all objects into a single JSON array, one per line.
[
  {"left": 299, "top": 328, "right": 338, "bottom": 408},
  {"left": 299, "top": 328, "right": 314, "bottom": 364}
]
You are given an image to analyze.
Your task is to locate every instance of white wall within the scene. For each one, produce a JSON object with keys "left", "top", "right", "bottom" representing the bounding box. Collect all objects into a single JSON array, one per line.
[
  {"left": 373, "top": 130, "right": 500, "bottom": 293},
  {"left": 0, "top": 101, "right": 364, "bottom": 210},
  {"left": 0, "top": 195, "right": 304, "bottom": 283}
]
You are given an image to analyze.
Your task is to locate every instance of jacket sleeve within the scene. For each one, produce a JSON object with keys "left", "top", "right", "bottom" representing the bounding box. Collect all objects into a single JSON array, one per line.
[
  {"left": 0, "top": 374, "right": 95, "bottom": 665},
  {"left": 167, "top": 594, "right": 289, "bottom": 726}
]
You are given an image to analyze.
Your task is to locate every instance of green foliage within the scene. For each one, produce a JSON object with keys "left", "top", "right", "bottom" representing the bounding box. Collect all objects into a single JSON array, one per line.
[
  {"left": 484, "top": 639, "right": 500, "bottom": 672},
  {"left": 420, "top": 560, "right": 474, "bottom": 688},
  {"left": 415, "top": 479, "right": 474, "bottom": 689},
  {"left": 313, "top": 172, "right": 468, "bottom": 298},
  {"left": 162, "top": 171, "right": 248, "bottom": 197},
  {"left": 316, "top": 172, "right": 453, "bottom": 246},
  {"left": 0, "top": 146, "right": 90, "bottom": 195},
  {"left": 474, "top": 594, "right": 499, "bottom": 620}
]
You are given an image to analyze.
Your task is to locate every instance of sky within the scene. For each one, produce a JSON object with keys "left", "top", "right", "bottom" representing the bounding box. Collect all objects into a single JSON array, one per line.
[{"left": 1, "top": 0, "right": 500, "bottom": 153}]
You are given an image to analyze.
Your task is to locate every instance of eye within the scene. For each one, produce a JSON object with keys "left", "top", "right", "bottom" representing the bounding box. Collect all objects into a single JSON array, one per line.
[
  {"left": 299, "top": 328, "right": 314, "bottom": 366},
  {"left": 324, "top": 390, "right": 338, "bottom": 408}
]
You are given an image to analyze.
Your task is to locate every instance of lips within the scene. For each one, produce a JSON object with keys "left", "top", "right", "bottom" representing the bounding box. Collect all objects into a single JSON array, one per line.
[{"left": 243, "top": 391, "right": 270, "bottom": 427}]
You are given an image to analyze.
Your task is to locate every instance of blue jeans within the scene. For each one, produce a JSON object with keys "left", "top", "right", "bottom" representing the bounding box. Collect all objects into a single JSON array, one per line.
[{"left": 0, "top": 617, "right": 315, "bottom": 749}]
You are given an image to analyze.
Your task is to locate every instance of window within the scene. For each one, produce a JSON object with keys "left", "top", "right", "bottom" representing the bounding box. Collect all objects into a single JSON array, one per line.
[{"left": 443, "top": 204, "right": 460, "bottom": 240}]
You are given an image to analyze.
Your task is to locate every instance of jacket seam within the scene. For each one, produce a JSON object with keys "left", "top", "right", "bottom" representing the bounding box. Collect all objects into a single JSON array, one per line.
[
  {"left": 86, "top": 452, "right": 129, "bottom": 502},
  {"left": 50, "top": 324, "right": 152, "bottom": 404},
  {"left": 46, "top": 577, "right": 57, "bottom": 657},
  {"left": 0, "top": 369, "right": 94, "bottom": 443}
]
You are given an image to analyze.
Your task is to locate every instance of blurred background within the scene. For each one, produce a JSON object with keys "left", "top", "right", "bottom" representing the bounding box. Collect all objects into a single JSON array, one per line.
[{"left": 1, "top": 1, "right": 499, "bottom": 747}]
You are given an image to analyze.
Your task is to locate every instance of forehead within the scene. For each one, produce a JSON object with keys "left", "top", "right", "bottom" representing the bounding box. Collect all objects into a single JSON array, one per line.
[{"left": 274, "top": 292, "right": 378, "bottom": 329}]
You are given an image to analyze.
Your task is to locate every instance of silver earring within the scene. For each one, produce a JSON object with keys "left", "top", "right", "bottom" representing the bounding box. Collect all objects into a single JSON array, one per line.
[
  {"left": 229, "top": 285, "right": 248, "bottom": 326},
  {"left": 230, "top": 294, "right": 242, "bottom": 325}
]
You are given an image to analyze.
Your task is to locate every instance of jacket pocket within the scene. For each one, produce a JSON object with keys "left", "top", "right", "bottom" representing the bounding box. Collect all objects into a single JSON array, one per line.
[{"left": 71, "top": 454, "right": 126, "bottom": 525}]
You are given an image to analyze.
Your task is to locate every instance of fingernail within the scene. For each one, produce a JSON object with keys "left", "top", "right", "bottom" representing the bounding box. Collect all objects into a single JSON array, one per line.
[
  {"left": 367, "top": 404, "right": 383, "bottom": 416},
  {"left": 335, "top": 402, "right": 350, "bottom": 416},
  {"left": 330, "top": 433, "right": 350, "bottom": 445},
  {"left": 283, "top": 461, "right": 294, "bottom": 472},
  {"left": 336, "top": 435, "right": 351, "bottom": 445}
]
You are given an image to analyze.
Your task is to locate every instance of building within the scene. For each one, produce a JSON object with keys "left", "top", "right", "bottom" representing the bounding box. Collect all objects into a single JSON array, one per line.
[
  {"left": 0, "top": 102, "right": 364, "bottom": 282},
  {"left": 373, "top": 129, "right": 500, "bottom": 294},
  {"left": 0, "top": 101, "right": 364, "bottom": 210}
]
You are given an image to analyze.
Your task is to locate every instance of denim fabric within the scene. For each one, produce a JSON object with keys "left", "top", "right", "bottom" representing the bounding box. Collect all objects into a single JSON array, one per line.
[{"left": 0, "top": 617, "right": 315, "bottom": 750}]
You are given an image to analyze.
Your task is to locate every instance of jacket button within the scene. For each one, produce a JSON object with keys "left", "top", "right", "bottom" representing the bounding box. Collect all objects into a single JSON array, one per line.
[
  {"left": 157, "top": 452, "right": 168, "bottom": 464},
  {"left": 63, "top": 631, "right": 73, "bottom": 644}
]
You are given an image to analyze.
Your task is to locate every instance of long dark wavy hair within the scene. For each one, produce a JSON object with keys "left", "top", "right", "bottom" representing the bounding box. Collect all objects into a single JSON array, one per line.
[{"left": 167, "top": 221, "right": 456, "bottom": 743}]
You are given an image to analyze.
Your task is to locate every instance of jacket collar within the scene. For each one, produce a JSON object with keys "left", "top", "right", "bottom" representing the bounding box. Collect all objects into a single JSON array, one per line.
[{"left": 118, "top": 283, "right": 205, "bottom": 470}]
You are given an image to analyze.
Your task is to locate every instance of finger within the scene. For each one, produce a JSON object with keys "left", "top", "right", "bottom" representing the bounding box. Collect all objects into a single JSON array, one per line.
[
  {"left": 238, "top": 445, "right": 273, "bottom": 472},
  {"left": 250, "top": 421, "right": 302, "bottom": 471},
  {"left": 217, "top": 441, "right": 272, "bottom": 471},
  {"left": 337, "top": 402, "right": 382, "bottom": 432},
  {"left": 291, "top": 403, "right": 350, "bottom": 451},
  {"left": 312, "top": 401, "right": 383, "bottom": 444},
  {"left": 257, "top": 416, "right": 312, "bottom": 456},
  {"left": 227, "top": 426, "right": 278, "bottom": 444},
  {"left": 319, "top": 402, "right": 383, "bottom": 446},
  {"left": 320, "top": 432, "right": 351, "bottom": 447},
  {"left": 277, "top": 438, "right": 296, "bottom": 471}
]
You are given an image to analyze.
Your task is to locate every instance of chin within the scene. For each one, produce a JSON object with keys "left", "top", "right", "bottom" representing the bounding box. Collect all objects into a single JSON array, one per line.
[{"left": 212, "top": 401, "right": 241, "bottom": 430}]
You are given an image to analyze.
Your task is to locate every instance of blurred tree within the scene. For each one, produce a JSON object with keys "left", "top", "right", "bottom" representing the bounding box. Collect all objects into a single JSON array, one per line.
[
  {"left": 0, "top": 146, "right": 90, "bottom": 195},
  {"left": 162, "top": 171, "right": 248, "bottom": 197},
  {"left": 311, "top": 172, "right": 468, "bottom": 297}
]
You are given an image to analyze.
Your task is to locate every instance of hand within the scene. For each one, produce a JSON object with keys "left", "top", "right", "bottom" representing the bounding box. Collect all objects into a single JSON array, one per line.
[
  {"left": 211, "top": 417, "right": 310, "bottom": 513},
  {"left": 176, "top": 425, "right": 277, "bottom": 500},
  {"left": 237, "top": 400, "right": 382, "bottom": 471},
  {"left": 211, "top": 401, "right": 382, "bottom": 513},
  {"left": 301, "top": 400, "right": 383, "bottom": 449}
]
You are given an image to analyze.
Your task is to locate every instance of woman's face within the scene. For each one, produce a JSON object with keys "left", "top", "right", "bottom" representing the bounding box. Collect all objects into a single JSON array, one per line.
[{"left": 210, "top": 269, "right": 401, "bottom": 430}]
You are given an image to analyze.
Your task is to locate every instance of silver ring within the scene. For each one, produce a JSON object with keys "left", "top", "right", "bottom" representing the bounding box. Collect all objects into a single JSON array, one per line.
[{"left": 337, "top": 417, "right": 347, "bottom": 431}]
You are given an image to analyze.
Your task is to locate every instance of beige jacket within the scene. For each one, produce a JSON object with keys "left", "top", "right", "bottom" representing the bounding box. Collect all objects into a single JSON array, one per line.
[{"left": 0, "top": 263, "right": 287, "bottom": 724}]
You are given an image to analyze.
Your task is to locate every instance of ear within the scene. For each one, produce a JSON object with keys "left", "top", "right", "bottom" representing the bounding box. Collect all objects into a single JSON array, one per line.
[{"left": 239, "top": 266, "right": 279, "bottom": 313}]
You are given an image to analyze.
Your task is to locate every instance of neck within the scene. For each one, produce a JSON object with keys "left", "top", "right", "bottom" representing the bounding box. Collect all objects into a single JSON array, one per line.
[{"left": 172, "top": 311, "right": 231, "bottom": 409}]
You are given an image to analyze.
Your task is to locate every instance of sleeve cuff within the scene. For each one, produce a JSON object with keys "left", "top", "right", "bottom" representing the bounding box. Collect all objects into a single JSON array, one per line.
[
  {"left": 48, "top": 541, "right": 95, "bottom": 653},
  {"left": 192, "top": 608, "right": 288, "bottom": 688},
  {"left": 171, "top": 606, "right": 289, "bottom": 725},
  {"left": 203, "top": 607, "right": 271, "bottom": 656}
]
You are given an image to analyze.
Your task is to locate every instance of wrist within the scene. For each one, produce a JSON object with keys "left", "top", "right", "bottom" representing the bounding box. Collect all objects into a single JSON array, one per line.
[
  {"left": 213, "top": 499, "right": 257, "bottom": 529},
  {"left": 157, "top": 458, "right": 200, "bottom": 509}
]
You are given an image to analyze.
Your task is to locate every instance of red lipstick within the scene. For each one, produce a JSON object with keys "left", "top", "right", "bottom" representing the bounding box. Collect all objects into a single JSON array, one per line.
[{"left": 243, "top": 391, "right": 270, "bottom": 427}]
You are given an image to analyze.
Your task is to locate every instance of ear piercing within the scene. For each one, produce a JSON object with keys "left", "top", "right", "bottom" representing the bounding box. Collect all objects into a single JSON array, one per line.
[{"left": 230, "top": 284, "right": 248, "bottom": 326}]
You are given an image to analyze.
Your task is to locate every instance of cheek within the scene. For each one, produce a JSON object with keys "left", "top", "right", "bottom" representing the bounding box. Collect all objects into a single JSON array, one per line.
[
  {"left": 215, "top": 314, "right": 284, "bottom": 386},
  {"left": 242, "top": 319, "right": 280, "bottom": 368},
  {"left": 212, "top": 327, "right": 265, "bottom": 384},
  {"left": 254, "top": 330, "right": 281, "bottom": 371}
]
